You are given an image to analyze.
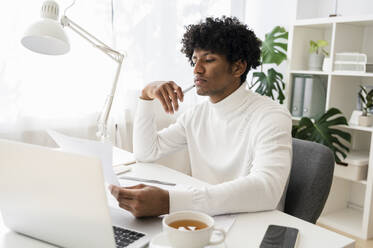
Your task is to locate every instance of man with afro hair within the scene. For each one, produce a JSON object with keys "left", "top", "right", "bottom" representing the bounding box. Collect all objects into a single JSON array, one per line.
[{"left": 110, "top": 16, "right": 292, "bottom": 218}]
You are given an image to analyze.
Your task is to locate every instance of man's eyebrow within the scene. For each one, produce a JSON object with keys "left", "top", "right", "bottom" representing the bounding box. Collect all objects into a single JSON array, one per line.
[{"left": 192, "top": 52, "right": 212, "bottom": 58}]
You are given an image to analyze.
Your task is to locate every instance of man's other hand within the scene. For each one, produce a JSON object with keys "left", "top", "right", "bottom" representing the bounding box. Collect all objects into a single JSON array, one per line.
[
  {"left": 140, "top": 81, "right": 183, "bottom": 114},
  {"left": 109, "top": 184, "right": 170, "bottom": 217}
]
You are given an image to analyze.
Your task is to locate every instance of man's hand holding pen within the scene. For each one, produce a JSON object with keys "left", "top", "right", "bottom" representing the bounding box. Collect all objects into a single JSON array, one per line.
[{"left": 140, "top": 81, "right": 194, "bottom": 114}]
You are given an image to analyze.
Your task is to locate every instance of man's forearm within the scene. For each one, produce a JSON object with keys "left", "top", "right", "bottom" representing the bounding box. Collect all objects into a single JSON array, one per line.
[
  {"left": 169, "top": 164, "right": 290, "bottom": 216},
  {"left": 133, "top": 99, "right": 187, "bottom": 162},
  {"left": 133, "top": 100, "right": 160, "bottom": 162}
]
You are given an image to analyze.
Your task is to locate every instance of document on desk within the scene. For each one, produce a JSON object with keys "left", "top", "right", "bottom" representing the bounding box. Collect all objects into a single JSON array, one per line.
[
  {"left": 47, "top": 130, "right": 120, "bottom": 186},
  {"left": 112, "top": 146, "right": 136, "bottom": 166}
]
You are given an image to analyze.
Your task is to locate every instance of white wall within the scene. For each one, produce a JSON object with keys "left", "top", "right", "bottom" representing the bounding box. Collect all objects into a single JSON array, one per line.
[
  {"left": 244, "top": 0, "right": 297, "bottom": 97},
  {"left": 244, "top": 0, "right": 297, "bottom": 40}
]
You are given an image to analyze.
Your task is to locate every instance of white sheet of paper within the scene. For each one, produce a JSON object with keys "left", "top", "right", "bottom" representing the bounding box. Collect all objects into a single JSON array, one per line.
[
  {"left": 47, "top": 130, "right": 120, "bottom": 186},
  {"left": 113, "top": 146, "right": 136, "bottom": 166}
]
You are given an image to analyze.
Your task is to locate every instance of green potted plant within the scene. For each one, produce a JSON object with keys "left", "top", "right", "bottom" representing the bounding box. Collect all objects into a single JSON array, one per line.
[
  {"left": 249, "top": 26, "right": 288, "bottom": 104},
  {"left": 308, "top": 40, "right": 329, "bottom": 71},
  {"left": 358, "top": 85, "right": 373, "bottom": 126},
  {"left": 292, "top": 108, "right": 351, "bottom": 164}
]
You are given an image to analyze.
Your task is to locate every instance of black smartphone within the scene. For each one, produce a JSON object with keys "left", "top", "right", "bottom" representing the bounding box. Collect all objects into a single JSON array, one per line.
[{"left": 259, "top": 224, "right": 299, "bottom": 248}]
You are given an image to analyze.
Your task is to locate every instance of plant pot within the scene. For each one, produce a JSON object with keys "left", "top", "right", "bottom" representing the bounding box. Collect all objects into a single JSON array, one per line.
[
  {"left": 322, "top": 57, "right": 331, "bottom": 71},
  {"left": 358, "top": 115, "right": 373, "bottom": 127},
  {"left": 308, "top": 53, "right": 325, "bottom": 71}
]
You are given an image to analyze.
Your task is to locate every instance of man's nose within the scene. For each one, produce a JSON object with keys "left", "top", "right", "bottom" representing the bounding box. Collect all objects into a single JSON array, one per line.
[{"left": 193, "top": 60, "right": 204, "bottom": 74}]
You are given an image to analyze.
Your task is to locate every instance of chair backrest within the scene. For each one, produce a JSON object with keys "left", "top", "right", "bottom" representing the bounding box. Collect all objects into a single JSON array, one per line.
[{"left": 284, "top": 138, "right": 335, "bottom": 224}]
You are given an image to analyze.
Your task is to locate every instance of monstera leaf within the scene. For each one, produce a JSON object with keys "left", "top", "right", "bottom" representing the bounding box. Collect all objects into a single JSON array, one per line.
[
  {"left": 250, "top": 26, "right": 288, "bottom": 104},
  {"left": 292, "top": 108, "right": 351, "bottom": 164},
  {"left": 261, "top": 26, "right": 288, "bottom": 65},
  {"left": 251, "top": 68, "right": 285, "bottom": 104}
]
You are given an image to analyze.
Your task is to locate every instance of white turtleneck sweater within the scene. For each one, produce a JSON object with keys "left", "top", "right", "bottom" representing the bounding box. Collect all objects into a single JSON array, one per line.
[{"left": 133, "top": 84, "right": 292, "bottom": 216}]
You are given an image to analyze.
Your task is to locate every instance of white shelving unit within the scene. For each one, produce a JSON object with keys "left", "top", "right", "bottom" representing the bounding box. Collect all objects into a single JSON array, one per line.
[{"left": 286, "top": 15, "right": 373, "bottom": 239}]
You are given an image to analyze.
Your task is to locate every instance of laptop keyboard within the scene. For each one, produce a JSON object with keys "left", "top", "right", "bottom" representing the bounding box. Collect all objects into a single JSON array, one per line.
[{"left": 113, "top": 226, "right": 145, "bottom": 248}]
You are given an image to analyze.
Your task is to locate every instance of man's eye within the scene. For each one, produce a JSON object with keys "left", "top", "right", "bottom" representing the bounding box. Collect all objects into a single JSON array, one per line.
[{"left": 206, "top": 59, "right": 215, "bottom": 62}]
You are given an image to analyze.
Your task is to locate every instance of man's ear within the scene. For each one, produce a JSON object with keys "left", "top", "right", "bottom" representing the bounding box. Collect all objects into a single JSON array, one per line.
[{"left": 232, "top": 60, "right": 247, "bottom": 78}]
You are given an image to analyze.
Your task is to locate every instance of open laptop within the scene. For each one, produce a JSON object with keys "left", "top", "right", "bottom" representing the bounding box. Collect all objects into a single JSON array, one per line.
[{"left": 0, "top": 139, "right": 155, "bottom": 248}]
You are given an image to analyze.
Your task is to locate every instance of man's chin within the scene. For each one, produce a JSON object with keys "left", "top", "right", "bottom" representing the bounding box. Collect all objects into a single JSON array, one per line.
[{"left": 196, "top": 88, "right": 208, "bottom": 96}]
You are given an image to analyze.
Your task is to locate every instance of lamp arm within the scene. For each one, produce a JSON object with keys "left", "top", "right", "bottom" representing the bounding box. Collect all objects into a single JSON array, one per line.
[
  {"left": 60, "top": 15, "right": 125, "bottom": 142},
  {"left": 97, "top": 57, "right": 124, "bottom": 142},
  {"left": 61, "top": 15, "right": 123, "bottom": 63}
]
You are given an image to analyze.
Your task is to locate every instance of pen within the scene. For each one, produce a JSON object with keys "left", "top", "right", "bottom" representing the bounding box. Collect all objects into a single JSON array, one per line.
[
  {"left": 182, "top": 84, "right": 195, "bottom": 94},
  {"left": 119, "top": 176, "right": 176, "bottom": 186}
]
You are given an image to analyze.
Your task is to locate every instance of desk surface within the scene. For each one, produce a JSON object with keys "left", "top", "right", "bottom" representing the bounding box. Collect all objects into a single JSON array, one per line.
[{"left": 0, "top": 163, "right": 354, "bottom": 248}]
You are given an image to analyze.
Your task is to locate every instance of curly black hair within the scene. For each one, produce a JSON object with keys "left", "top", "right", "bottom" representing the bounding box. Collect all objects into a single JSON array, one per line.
[{"left": 181, "top": 16, "right": 261, "bottom": 84}]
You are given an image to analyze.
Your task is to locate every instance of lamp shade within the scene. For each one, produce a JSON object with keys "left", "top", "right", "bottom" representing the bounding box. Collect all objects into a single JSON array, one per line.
[{"left": 21, "top": 0, "right": 70, "bottom": 55}]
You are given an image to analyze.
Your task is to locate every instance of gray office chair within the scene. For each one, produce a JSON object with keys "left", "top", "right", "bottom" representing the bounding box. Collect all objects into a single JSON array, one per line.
[{"left": 284, "top": 138, "right": 335, "bottom": 224}]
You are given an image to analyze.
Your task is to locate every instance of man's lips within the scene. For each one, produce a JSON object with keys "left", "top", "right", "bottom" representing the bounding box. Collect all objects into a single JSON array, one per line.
[{"left": 194, "top": 78, "right": 207, "bottom": 86}]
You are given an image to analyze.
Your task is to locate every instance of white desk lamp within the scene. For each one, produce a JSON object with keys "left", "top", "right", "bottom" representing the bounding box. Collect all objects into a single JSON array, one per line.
[{"left": 21, "top": 0, "right": 124, "bottom": 142}]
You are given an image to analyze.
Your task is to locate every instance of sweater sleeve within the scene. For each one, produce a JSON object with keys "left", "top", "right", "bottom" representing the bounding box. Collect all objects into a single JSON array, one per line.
[
  {"left": 169, "top": 110, "right": 292, "bottom": 216},
  {"left": 133, "top": 99, "right": 187, "bottom": 162}
]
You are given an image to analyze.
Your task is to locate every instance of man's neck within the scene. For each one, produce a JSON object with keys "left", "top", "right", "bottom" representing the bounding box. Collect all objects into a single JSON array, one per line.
[{"left": 209, "top": 82, "right": 241, "bottom": 103}]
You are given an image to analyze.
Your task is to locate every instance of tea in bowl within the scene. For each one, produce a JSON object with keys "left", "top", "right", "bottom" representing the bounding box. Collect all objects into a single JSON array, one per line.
[{"left": 162, "top": 211, "right": 225, "bottom": 248}]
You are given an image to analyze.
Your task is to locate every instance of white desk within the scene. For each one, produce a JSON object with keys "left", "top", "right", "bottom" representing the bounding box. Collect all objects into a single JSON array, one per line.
[{"left": 0, "top": 163, "right": 355, "bottom": 248}]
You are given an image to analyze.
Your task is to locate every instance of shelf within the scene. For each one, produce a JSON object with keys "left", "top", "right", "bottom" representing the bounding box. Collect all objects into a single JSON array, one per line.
[
  {"left": 290, "top": 70, "right": 329, "bottom": 75},
  {"left": 339, "top": 124, "right": 373, "bottom": 132},
  {"left": 295, "top": 15, "right": 373, "bottom": 27},
  {"left": 292, "top": 118, "right": 373, "bottom": 132},
  {"left": 318, "top": 208, "right": 363, "bottom": 238},
  {"left": 332, "top": 71, "right": 373, "bottom": 77},
  {"left": 334, "top": 173, "right": 367, "bottom": 185},
  {"left": 290, "top": 70, "right": 373, "bottom": 77},
  {"left": 358, "top": 180, "right": 367, "bottom": 185},
  {"left": 294, "top": 18, "right": 335, "bottom": 27},
  {"left": 338, "top": 18, "right": 373, "bottom": 27}
]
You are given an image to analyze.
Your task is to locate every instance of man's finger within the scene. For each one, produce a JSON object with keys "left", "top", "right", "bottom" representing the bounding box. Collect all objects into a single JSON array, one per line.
[
  {"left": 170, "top": 81, "right": 184, "bottom": 102},
  {"left": 159, "top": 87, "right": 173, "bottom": 113},
  {"left": 118, "top": 201, "right": 133, "bottom": 212},
  {"left": 110, "top": 185, "right": 140, "bottom": 200},
  {"left": 109, "top": 185, "right": 120, "bottom": 199},
  {"left": 165, "top": 83, "right": 179, "bottom": 111},
  {"left": 124, "top": 184, "right": 146, "bottom": 189},
  {"left": 155, "top": 90, "right": 169, "bottom": 113},
  {"left": 117, "top": 188, "right": 142, "bottom": 200}
]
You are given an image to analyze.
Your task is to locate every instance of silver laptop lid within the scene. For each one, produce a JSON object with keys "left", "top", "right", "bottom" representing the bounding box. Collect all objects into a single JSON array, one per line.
[{"left": 0, "top": 139, "right": 116, "bottom": 248}]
